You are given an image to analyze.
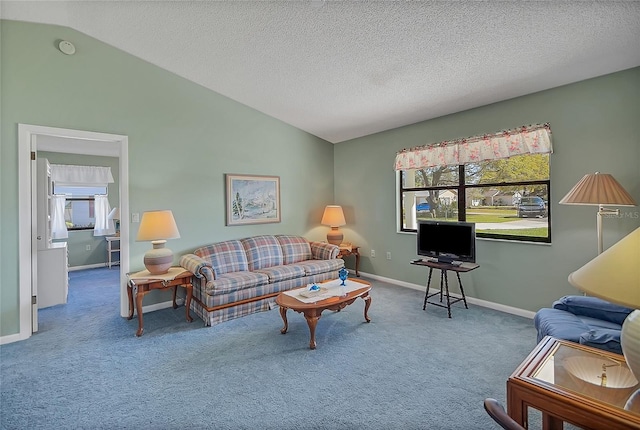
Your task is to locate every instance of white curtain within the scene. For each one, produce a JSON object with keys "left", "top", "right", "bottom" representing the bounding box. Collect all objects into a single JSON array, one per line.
[
  {"left": 51, "top": 164, "right": 114, "bottom": 186},
  {"left": 51, "top": 195, "right": 68, "bottom": 239},
  {"left": 394, "top": 123, "right": 553, "bottom": 170},
  {"left": 93, "top": 195, "right": 115, "bottom": 236}
]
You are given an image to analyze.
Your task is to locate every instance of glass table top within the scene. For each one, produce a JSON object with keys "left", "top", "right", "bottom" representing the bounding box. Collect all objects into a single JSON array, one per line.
[{"left": 533, "top": 343, "right": 640, "bottom": 413}]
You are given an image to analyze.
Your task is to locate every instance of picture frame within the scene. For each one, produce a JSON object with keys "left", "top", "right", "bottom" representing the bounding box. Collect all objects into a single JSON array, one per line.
[{"left": 225, "top": 174, "right": 281, "bottom": 226}]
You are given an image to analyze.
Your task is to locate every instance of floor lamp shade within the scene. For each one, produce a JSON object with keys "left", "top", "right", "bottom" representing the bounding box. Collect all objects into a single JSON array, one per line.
[
  {"left": 559, "top": 172, "right": 636, "bottom": 254},
  {"left": 321, "top": 205, "right": 346, "bottom": 245},
  {"left": 136, "top": 210, "right": 181, "bottom": 275},
  {"left": 568, "top": 227, "right": 640, "bottom": 392}
]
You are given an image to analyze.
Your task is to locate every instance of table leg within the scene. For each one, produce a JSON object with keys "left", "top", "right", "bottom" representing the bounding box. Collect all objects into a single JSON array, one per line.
[
  {"left": 456, "top": 272, "right": 469, "bottom": 309},
  {"left": 363, "top": 294, "right": 371, "bottom": 322},
  {"left": 172, "top": 285, "right": 178, "bottom": 309},
  {"left": 354, "top": 250, "right": 361, "bottom": 277},
  {"left": 304, "top": 312, "right": 321, "bottom": 350},
  {"left": 184, "top": 282, "right": 193, "bottom": 323},
  {"left": 542, "top": 413, "right": 564, "bottom": 430},
  {"left": 507, "top": 384, "right": 528, "bottom": 429},
  {"left": 279, "top": 306, "right": 289, "bottom": 334},
  {"left": 127, "top": 282, "right": 134, "bottom": 320},
  {"left": 423, "top": 268, "right": 433, "bottom": 310},
  {"left": 135, "top": 289, "right": 147, "bottom": 337},
  {"left": 443, "top": 270, "right": 452, "bottom": 318}
]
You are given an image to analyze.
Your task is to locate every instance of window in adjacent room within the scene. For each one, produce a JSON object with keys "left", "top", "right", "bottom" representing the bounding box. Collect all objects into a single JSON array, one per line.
[{"left": 53, "top": 185, "right": 107, "bottom": 230}]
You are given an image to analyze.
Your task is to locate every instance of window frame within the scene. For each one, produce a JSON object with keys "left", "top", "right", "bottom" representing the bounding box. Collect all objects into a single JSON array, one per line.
[{"left": 398, "top": 165, "right": 552, "bottom": 244}]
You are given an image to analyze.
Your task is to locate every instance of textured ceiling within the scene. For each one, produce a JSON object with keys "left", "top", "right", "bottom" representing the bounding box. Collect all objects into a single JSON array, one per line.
[{"left": 2, "top": 1, "right": 640, "bottom": 143}]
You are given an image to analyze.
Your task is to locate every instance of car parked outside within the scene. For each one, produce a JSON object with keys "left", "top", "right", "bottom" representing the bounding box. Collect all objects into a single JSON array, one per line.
[
  {"left": 416, "top": 202, "right": 431, "bottom": 212},
  {"left": 517, "top": 196, "right": 547, "bottom": 218}
]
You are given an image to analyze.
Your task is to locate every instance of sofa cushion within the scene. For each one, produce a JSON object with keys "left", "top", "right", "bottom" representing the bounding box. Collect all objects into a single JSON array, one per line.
[
  {"left": 205, "top": 271, "right": 269, "bottom": 295},
  {"left": 255, "top": 264, "right": 306, "bottom": 283},
  {"left": 241, "top": 235, "right": 284, "bottom": 271},
  {"left": 534, "top": 308, "right": 589, "bottom": 344},
  {"left": 576, "top": 315, "right": 623, "bottom": 331},
  {"left": 579, "top": 328, "right": 623, "bottom": 354},
  {"left": 552, "top": 295, "right": 632, "bottom": 326},
  {"left": 276, "top": 235, "right": 312, "bottom": 264},
  {"left": 297, "top": 259, "right": 344, "bottom": 276},
  {"left": 195, "top": 240, "right": 248, "bottom": 276}
]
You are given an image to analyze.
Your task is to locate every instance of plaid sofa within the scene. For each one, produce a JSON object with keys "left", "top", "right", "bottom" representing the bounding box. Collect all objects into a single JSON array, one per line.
[{"left": 179, "top": 235, "right": 343, "bottom": 326}]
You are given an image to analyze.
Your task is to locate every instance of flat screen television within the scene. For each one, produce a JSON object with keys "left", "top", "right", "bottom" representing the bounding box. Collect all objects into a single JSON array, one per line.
[{"left": 416, "top": 220, "right": 476, "bottom": 263}]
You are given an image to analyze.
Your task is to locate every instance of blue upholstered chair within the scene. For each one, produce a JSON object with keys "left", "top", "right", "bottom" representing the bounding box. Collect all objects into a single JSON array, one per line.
[{"left": 534, "top": 295, "right": 634, "bottom": 354}]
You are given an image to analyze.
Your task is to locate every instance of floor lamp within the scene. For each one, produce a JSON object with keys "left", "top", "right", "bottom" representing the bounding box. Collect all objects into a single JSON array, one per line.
[{"left": 559, "top": 172, "right": 636, "bottom": 254}]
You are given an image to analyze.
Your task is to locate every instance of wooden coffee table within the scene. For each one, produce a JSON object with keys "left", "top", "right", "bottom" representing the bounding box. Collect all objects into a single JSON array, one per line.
[{"left": 276, "top": 278, "right": 371, "bottom": 349}]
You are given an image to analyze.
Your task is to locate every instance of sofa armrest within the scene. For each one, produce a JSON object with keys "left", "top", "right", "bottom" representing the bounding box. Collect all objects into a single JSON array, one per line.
[
  {"left": 310, "top": 242, "right": 340, "bottom": 260},
  {"left": 179, "top": 254, "right": 215, "bottom": 281},
  {"left": 552, "top": 295, "right": 633, "bottom": 326}
]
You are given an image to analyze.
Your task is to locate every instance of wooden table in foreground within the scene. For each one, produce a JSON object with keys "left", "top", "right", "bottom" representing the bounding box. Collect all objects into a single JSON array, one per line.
[
  {"left": 127, "top": 267, "right": 194, "bottom": 337},
  {"left": 508, "top": 336, "right": 640, "bottom": 430},
  {"left": 275, "top": 278, "right": 371, "bottom": 349}
]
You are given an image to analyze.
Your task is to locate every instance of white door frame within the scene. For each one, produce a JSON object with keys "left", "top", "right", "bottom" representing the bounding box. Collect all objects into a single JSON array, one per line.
[{"left": 17, "top": 124, "right": 130, "bottom": 341}]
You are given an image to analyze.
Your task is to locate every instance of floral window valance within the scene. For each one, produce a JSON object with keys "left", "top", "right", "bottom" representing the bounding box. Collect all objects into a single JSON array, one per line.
[
  {"left": 51, "top": 164, "right": 114, "bottom": 186},
  {"left": 394, "top": 123, "right": 553, "bottom": 171}
]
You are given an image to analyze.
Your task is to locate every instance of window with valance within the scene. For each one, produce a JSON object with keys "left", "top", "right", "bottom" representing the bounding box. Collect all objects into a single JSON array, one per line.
[
  {"left": 396, "top": 123, "right": 553, "bottom": 243},
  {"left": 51, "top": 164, "right": 116, "bottom": 236}
]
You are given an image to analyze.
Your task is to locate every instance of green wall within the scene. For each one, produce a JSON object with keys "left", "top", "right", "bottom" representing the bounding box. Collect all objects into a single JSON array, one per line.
[
  {"left": 39, "top": 151, "right": 119, "bottom": 268},
  {"left": 1, "top": 21, "right": 335, "bottom": 337},
  {"left": 334, "top": 67, "right": 640, "bottom": 312}
]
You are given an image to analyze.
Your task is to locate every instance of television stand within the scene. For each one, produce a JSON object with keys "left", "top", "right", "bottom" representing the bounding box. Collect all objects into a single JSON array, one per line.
[{"left": 410, "top": 260, "right": 479, "bottom": 318}]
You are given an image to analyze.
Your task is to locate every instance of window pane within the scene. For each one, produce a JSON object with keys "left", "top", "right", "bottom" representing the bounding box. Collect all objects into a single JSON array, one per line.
[
  {"left": 64, "top": 200, "right": 96, "bottom": 229},
  {"left": 402, "top": 166, "right": 459, "bottom": 188},
  {"left": 467, "top": 185, "right": 549, "bottom": 241},
  {"left": 465, "top": 154, "right": 549, "bottom": 185},
  {"left": 54, "top": 185, "right": 107, "bottom": 196},
  {"left": 401, "top": 189, "right": 459, "bottom": 230}
]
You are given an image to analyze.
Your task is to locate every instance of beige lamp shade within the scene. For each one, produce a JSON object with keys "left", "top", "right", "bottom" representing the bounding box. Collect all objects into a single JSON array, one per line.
[
  {"left": 560, "top": 172, "right": 636, "bottom": 254},
  {"left": 568, "top": 227, "right": 640, "bottom": 390},
  {"left": 568, "top": 227, "right": 640, "bottom": 309},
  {"left": 321, "top": 205, "right": 346, "bottom": 245},
  {"left": 136, "top": 210, "right": 181, "bottom": 274},
  {"left": 559, "top": 173, "right": 636, "bottom": 206}
]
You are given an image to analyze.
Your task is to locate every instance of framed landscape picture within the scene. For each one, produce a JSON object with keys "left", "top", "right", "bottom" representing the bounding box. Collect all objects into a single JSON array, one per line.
[{"left": 225, "top": 174, "right": 281, "bottom": 226}]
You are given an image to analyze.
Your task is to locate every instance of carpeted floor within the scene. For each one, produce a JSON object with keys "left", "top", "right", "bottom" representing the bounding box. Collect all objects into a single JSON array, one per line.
[{"left": 1, "top": 267, "right": 538, "bottom": 429}]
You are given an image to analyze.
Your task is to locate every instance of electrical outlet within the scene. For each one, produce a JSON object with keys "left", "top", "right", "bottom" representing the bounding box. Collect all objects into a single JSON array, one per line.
[
  {"left": 85, "top": 245, "right": 91, "bottom": 251},
  {"left": 386, "top": 251, "right": 391, "bottom": 260},
  {"left": 132, "top": 212, "right": 140, "bottom": 223},
  {"left": 370, "top": 249, "right": 376, "bottom": 258}
]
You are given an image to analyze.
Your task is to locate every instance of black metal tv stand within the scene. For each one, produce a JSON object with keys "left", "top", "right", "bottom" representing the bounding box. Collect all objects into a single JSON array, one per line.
[{"left": 410, "top": 259, "right": 479, "bottom": 318}]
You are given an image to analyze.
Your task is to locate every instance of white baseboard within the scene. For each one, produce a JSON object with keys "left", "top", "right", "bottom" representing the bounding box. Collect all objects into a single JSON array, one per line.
[
  {"left": 69, "top": 263, "right": 115, "bottom": 272},
  {"left": 357, "top": 270, "right": 536, "bottom": 320}
]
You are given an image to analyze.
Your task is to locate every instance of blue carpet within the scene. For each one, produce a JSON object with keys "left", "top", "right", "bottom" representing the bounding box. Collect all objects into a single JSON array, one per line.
[{"left": 1, "top": 267, "right": 537, "bottom": 429}]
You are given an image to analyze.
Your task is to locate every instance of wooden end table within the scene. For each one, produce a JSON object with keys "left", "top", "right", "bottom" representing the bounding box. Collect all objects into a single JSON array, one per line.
[
  {"left": 338, "top": 244, "right": 360, "bottom": 277},
  {"left": 275, "top": 278, "right": 371, "bottom": 349},
  {"left": 508, "top": 336, "right": 640, "bottom": 429},
  {"left": 127, "top": 267, "right": 194, "bottom": 336}
]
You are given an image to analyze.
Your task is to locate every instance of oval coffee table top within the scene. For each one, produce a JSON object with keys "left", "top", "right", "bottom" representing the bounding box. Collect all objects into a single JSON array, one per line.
[{"left": 276, "top": 278, "right": 371, "bottom": 310}]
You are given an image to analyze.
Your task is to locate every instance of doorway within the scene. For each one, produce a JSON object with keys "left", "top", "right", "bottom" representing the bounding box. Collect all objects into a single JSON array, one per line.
[{"left": 18, "top": 124, "right": 130, "bottom": 339}]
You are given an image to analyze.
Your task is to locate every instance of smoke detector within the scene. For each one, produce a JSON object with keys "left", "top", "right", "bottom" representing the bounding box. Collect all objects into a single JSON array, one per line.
[{"left": 58, "top": 40, "right": 76, "bottom": 55}]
